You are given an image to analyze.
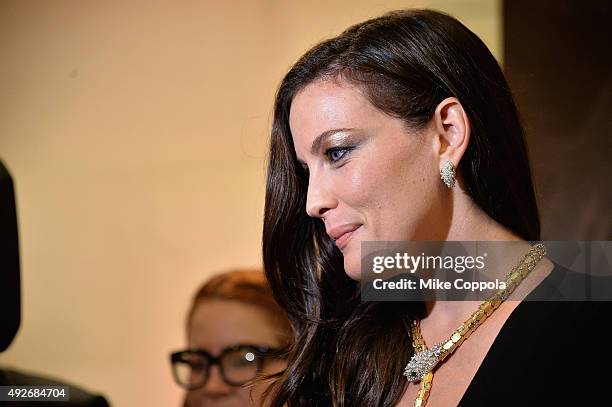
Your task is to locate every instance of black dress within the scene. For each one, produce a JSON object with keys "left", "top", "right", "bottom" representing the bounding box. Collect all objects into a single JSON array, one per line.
[{"left": 458, "top": 264, "right": 612, "bottom": 406}]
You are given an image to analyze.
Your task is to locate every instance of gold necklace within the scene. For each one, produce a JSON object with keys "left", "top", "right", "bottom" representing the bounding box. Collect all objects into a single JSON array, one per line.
[
  {"left": 410, "top": 319, "right": 434, "bottom": 407},
  {"left": 404, "top": 243, "right": 547, "bottom": 407}
]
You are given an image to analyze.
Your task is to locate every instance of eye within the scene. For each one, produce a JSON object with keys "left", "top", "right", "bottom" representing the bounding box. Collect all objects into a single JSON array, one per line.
[{"left": 326, "top": 147, "right": 352, "bottom": 163}]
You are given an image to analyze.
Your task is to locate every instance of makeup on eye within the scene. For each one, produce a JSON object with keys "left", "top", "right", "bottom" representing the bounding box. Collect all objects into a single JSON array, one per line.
[
  {"left": 294, "top": 130, "right": 368, "bottom": 169},
  {"left": 319, "top": 131, "right": 365, "bottom": 165},
  {"left": 325, "top": 146, "right": 354, "bottom": 163}
]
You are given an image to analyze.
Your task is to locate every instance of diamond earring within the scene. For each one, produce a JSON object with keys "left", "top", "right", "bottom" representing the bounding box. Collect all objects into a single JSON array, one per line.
[{"left": 440, "top": 161, "right": 456, "bottom": 188}]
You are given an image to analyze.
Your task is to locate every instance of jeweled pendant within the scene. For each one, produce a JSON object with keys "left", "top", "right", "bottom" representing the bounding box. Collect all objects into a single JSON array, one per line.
[{"left": 403, "top": 344, "right": 442, "bottom": 382}]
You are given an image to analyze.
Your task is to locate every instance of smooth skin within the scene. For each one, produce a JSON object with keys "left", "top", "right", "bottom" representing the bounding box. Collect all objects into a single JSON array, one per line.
[
  {"left": 289, "top": 78, "right": 553, "bottom": 405},
  {"left": 185, "top": 300, "right": 286, "bottom": 407}
]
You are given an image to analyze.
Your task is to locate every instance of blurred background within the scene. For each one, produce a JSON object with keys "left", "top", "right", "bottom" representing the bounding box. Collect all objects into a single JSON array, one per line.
[{"left": 0, "top": 0, "right": 609, "bottom": 406}]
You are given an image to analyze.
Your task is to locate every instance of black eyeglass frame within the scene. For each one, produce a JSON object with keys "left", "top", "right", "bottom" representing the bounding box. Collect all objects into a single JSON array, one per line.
[{"left": 170, "top": 344, "right": 287, "bottom": 389}]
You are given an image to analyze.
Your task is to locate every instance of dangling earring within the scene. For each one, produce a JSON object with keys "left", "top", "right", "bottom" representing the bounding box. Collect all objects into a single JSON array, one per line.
[{"left": 440, "top": 161, "right": 456, "bottom": 188}]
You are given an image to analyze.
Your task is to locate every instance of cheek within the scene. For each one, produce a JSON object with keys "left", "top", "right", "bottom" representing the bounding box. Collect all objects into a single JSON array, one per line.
[
  {"left": 370, "top": 148, "right": 437, "bottom": 233},
  {"left": 264, "top": 359, "right": 287, "bottom": 375},
  {"left": 342, "top": 167, "right": 368, "bottom": 204},
  {"left": 335, "top": 159, "right": 386, "bottom": 211},
  {"left": 235, "top": 386, "right": 257, "bottom": 404}
]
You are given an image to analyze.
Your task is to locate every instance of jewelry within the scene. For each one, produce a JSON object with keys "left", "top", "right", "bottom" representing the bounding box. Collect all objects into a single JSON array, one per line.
[
  {"left": 439, "top": 161, "right": 456, "bottom": 188},
  {"left": 410, "top": 319, "right": 434, "bottom": 407},
  {"left": 403, "top": 243, "right": 547, "bottom": 406}
]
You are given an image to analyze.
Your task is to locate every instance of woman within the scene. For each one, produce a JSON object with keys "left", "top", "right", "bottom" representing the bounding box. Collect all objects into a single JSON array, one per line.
[
  {"left": 170, "top": 269, "right": 291, "bottom": 406},
  {"left": 262, "top": 9, "right": 608, "bottom": 407}
]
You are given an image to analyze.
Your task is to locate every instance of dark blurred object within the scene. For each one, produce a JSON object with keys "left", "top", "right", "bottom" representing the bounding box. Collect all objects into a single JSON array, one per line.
[
  {"left": 0, "top": 369, "right": 110, "bottom": 407},
  {"left": 0, "top": 160, "right": 111, "bottom": 405},
  {"left": 0, "top": 160, "right": 20, "bottom": 351},
  {"left": 504, "top": 0, "right": 612, "bottom": 239}
]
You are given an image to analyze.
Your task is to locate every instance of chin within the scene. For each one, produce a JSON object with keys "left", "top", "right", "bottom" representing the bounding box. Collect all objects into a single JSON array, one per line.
[
  {"left": 343, "top": 256, "right": 362, "bottom": 281},
  {"left": 339, "top": 234, "right": 366, "bottom": 280}
]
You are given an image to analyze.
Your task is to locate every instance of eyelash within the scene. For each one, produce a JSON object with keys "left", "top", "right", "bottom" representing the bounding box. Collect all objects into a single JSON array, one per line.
[{"left": 325, "top": 147, "right": 353, "bottom": 163}]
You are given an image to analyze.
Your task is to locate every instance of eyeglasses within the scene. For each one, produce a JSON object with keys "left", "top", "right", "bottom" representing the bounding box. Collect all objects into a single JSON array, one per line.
[{"left": 170, "top": 344, "right": 287, "bottom": 389}]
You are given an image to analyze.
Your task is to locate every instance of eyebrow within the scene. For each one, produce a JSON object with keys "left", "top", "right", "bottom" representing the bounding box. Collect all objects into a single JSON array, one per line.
[
  {"left": 311, "top": 127, "right": 354, "bottom": 154},
  {"left": 296, "top": 127, "right": 354, "bottom": 166}
]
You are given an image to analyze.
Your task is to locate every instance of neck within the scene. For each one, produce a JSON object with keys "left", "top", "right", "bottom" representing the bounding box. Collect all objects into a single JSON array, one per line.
[
  {"left": 444, "top": 189, "right": 521, "bottom": 242},
  {"left": 418, "top": 191, "right": 550, "bottom": 344}
]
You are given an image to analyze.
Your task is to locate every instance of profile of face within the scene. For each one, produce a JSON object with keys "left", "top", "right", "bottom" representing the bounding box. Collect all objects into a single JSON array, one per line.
[
  {"left": 183, "top": 299, "right": 286, "bottom": 407},
  {"left": 290, "top": 79, "right": 467, "bottom": 280}
]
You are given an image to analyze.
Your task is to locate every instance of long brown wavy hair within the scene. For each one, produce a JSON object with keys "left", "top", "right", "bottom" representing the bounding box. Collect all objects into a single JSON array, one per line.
[{"left": 262, "top": 9, "right": 540, "bottom": 406}]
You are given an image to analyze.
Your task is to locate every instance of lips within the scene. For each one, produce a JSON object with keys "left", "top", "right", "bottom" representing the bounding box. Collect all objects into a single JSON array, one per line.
[{"left": 327, "top": 224, "right": 361, "bottom": 250}]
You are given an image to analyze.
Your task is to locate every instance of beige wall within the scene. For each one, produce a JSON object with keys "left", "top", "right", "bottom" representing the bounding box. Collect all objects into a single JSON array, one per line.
[{"left": 0, "top": 1, "right": 500, "bottom": 405}]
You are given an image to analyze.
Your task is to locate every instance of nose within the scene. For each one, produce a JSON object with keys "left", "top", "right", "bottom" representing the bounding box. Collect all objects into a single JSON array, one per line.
[
  {"left": 305, "top": 169, "right": 336, "bottom": 219},
  {"left": 201, "top": 365, "right": 233, "bottom": 398}
]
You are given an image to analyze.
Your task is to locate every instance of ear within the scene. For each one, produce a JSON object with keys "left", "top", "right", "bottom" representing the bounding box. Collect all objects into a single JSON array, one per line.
[{"left": 431, "top": 97, "right": 470, "bottom": 171}]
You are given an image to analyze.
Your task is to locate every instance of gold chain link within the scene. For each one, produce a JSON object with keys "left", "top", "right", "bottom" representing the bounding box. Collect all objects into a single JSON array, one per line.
[{"left": 409, "top": 243, "right": 547, "bottom": 407}]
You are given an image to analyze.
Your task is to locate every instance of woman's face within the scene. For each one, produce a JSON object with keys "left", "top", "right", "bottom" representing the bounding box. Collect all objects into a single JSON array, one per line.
[
  {"left": 289, "top": 79, "right": 448, "bottom": 279},
  {"left": 185, "top": 299, "right": 286, "bottom": 407}
]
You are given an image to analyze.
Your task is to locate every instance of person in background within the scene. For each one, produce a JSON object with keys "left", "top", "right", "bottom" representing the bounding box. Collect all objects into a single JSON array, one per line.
[{"left": 170, "top": 269, "right": 291, "bottom": 407}]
